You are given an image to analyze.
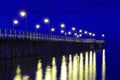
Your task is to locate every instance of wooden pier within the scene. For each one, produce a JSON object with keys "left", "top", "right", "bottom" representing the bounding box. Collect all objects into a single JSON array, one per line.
[{"left": 0, "top": 29, "right": 105, "bottom": 58}]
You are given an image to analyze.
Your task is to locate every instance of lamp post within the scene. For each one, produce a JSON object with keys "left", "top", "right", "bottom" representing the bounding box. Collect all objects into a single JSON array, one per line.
[
  {"left": 60, "top": 23, "right": 65, "bottom": 28},
  {"left": 79, "top": 29, "right": 82, "bottom": 33},
  {"left": 60, "top": 23, "right": 65, "bottom": 40},
  {"left": 35, "top": 24, "right": 40, "bottom": 40},
  {"left": 35, "top": 24, "right": 40, "bottom": 33},
  {"left": 84, "top": 31, "right": 88, "bottom": 34},
  {"left": 60, "top": 23, "right": 65, "bottom": 36},
  {"left": 13, "top": 19, "right": 19, "bottom": 38},
  {"left": 68, "top": 31, "right": 71, "bottom": 35},
  {"left": 61, "top": 30, "right": 64, "bottom": 34},
  {"left": 79, "top": 34, "right": 82, "bottom": 38},
  {"left": 89, "top": 32, "right": 92, "bottom": 38},
  {"left": 76, "top": 35, "right": 79, "bottom": 41},
  {"left": 72, "top": 27, "right": 76, "bottom": 31},
  {"left": 102, "top": 34, "right": 105, "bottom": 40},
  {"left": 44, "top": 18, "right": 50, "bottom": 39},
  {"left": 13, "top": 19, "right": 19, "bottom": 30},
  {"left": 92, "top": 33, "right": 95, "bottom": 40},
  {"left": 44, "top": 18, "right": 51, "bottom": 58},
  {"left": 74, "top": 32, "right": 77, "bottom": 41},
  {"left": 72, "top": 27, "right": 76, "bottom": 41},
  {"left": 79, "top": 34, "right": 82, "bottom": 41},
  {"left": 51, "top": 28, "right": 55, "bottom": 40},
  {"left": 60, "top": 30, "right": 64, "bottom": 40},
  {"left": 84, "top": 31, "right": 88, "bottom": 39},
  {"left": 51, "top": 28, "right": 55, "bottom": 32},
  {"left": 19, "top": 10, "right": 27, "bottom": 38},
  {"left": 92, "top": 33, "right": 95, "bottom": 37}
]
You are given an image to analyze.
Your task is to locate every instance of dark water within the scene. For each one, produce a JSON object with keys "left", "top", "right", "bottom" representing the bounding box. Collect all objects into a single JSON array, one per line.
[{"left": 0, "top": 48, "right": 108, "bottom": 80}]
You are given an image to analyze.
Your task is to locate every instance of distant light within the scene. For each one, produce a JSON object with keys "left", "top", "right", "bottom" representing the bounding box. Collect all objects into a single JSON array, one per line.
[
  {"left": 76, "top": 35, "right": 79, "bottom": 38},
  {"left": 36, "top": 24, "right": 40, "bottom": 29},
  {"left": 65, "top": 32, "right": 67, "bottom": 36},
  {"left": 13, "top": 20, "right": 19, "bottom": 25},
  {"left": 84, "top": 31, "right": 88, "bottom": 34},
  {"left": 20, "top": 11, "right": 26, "bottom": 17},
  {"left": 44, "top": 18, "right": 50, "bottom": 23},
  {"left": 102, "top": 34, "right": 105, "bottom": 37},
  {"left": 79, "top": 34, "right": 82, "bottom": 37},
  {"left": 60, "top": 24, "right": 65, "bottom": 28},
  {"left": 72, "top": 27, "right": 76, "bottom": 31},
  {"left": 68, "top": 31, "right": 71, "bottom": 35},
  {"left": 79, "top": 29, "right": 82, "bottom": 32},
  {"left": 51, "top": 28, "right": 55, "bottom": 32},
  {"left": 61, "top": 30, "right": 64, "bottom": 33},
  {"left": 74, "top": 33, "right": 77, "bottom": 36},
  {"left": 89, "top": 32, "right": 92, "bottom": 36},
  {"left": 92, "top": 33, "right": 95, "bottom": 37}
]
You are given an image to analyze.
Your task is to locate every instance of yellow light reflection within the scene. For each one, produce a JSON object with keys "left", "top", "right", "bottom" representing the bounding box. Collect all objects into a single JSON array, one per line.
[
  {"left": 52, "top": 57, "right": 57, "bottom": 80},
  {"left": 72, "top": 54, "right": 79, "bottom": 80},
  {"left": 89, "top": 51, "right": 93, "bottom": 80},
  {"left": 93, "top": 51, "right": 96, "bottom": 80},
  {"left": 79, "top": 53, "right": 83, "bottom": 80},
  {"left": 44, "top": 66, "right": 51, "bottom": 80},
  {"left": 13, "top": 65, "right": 22, "bottom": 80},
  {"left": 68, "top": 55, "right": 73, "bottom": 80},
  {"left": 35, "top": 60, "right": 43, "bottom": 80},
  {"left": 60, "top": 55, "right": 67, "bottom": 80},
  {"left": 23, "top": 75, "right": 29, "bottom": 80},
  {"left": 85, "top": 52, "right": 88, "bottom": 80},
  {"left": 102, "top": 49, "right": 106, "bottom": 80}
]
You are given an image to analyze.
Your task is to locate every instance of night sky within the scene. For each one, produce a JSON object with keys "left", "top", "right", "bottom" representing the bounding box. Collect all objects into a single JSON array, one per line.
[
  {"left": 0, "top": 0, "right": 120, "bottom": 44},
  {"left": 0, "top": 0, "right": 120, "bottom": 79}
]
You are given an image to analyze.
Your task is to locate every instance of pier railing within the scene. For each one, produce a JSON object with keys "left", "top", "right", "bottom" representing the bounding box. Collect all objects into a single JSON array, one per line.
[{"left": 0, "top": 29, "right": 104, "bottom": 43}]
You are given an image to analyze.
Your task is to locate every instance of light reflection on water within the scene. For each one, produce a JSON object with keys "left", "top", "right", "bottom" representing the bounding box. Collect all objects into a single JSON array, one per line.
[
  {"left": 13, "top": 65, "right": 22, "bottom": 80},
  {"left": 93, "top": 52, "right": 96, "bottom": 80},
  {"left": 102, "top": 49, "right": 106, "bottom": 80},
  {"left": 13, "top": 49, "right": 106, "bottom": 80},
  {"left": 36, "top": 60, "right": 42, "bottom": 80}
]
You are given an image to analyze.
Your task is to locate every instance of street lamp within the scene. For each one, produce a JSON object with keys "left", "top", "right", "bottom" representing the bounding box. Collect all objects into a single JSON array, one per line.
[
  {"left": 102, "top": 34, "right": 105, "bottom": 37},
  {"left": 76, "top": 35, "right": 79, "bottom": 38},
  {"left": 44, "top": 18, "right": 50, "bottom": 24},
  {"left": 79, "top": 34, "right": 82, "bottom": 37},
  {"left": 89, "top": 32, "right": 92, "bottom": 39},
  {"left": 60, "top": 23, "right": 65, "bottom": 28},
  {"left": 68, "top": 31, "right": 71, "bottom": 35},
  {"left": 79, "top": 29, "right": 82, "bottom": 33},
  {"left": 51, "top": 28, "right": 55, "bottom": 32},
  {"left": 12, "top": 19, "right": 19, "bottom": 38},
  {"left": 89, "top": 32, "right": 92, "bottom": 36},
  {"left": 20, "top": 11, "right": 26, "bottom": 17},
  {"left": 51, "top": 28, "right": 55, "bottom": 40},
  {"left": 84, "top": 31, "right": 88, "bottom": 34},
  {"left": 101, "top": 34, "right": 105, "bottom": 40},
  {"left": 61, "top": 30, "right": 64, "bottom": 34},
  {"left": 74, "top": 33, "right": 77, "bottom": 36},
  {"left": 19, "top": 10, "right": 27, "bottom": 38},
  {"left": 13, "top": 19, "right": 19, "bottom": 25},
  {"left": 44, "top": 18, "right": 50, "bottom": 36},
  {"left": 36, "top": 24, "right": 40, "bottom": 29},
  {"left": 72, "top": 27, "right": 76, "bottom": 31},
  {"left": 44, "top": 18, "right": 51, "bottom": 55},
  {"left": 60, "top": 23, "right": 65, "bottom": 37},
  {"left": 92, "top": 33, "right": 95, "bottom": 37},
  {"left": 35, "top": 24, "right": 40, "bottom": 34}
]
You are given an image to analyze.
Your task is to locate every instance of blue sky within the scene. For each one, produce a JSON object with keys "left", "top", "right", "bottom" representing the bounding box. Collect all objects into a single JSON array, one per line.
[{"left": 0, "top": 0, "right": 120, "bottom": 44}]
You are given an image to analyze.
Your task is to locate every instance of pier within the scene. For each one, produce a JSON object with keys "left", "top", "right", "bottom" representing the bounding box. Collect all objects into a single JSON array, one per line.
[{"left": 0, "top": 29, "right": 104, "bottom": 58}]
